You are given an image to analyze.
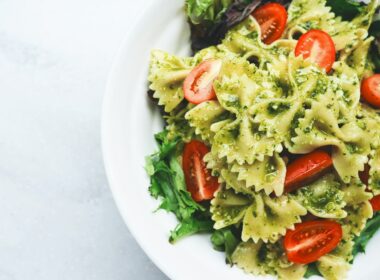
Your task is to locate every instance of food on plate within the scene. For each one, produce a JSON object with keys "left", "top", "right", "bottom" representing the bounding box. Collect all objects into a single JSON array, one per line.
[{"left": 145, "top": 0, "right": 380, "bottom": 279}]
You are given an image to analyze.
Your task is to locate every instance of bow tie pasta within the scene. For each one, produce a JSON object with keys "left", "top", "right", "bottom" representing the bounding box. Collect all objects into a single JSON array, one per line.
[{"left": 146, "top": 0, "right": 380, "bottom": 279}]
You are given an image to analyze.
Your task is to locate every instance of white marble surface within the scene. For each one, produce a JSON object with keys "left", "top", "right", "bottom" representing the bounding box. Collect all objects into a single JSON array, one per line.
[{"left": 0, "top": 0, "right": 168, "bottom": 279}]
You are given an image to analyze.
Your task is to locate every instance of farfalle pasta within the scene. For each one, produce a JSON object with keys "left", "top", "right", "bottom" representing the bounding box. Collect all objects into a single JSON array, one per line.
[{"left": 146, "top": 0, "right": 380, "bottom": 279}]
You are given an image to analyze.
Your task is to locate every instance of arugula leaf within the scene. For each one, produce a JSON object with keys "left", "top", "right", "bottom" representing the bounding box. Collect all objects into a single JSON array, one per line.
[
  {"left": 304, "top": 262, "right": 322, "bottom": 278},
  {"left": 352, "top": 212, "right": 380, "bottom": 257},
  {"left": 211, "top": 228, "right": 240, "bottom": 263},
  {"left": 326, "top": 0, "right": 365, "bottom": 21},
  {"left": 146, "top": 130, "right": 212, "bottom": 242},
  {"left": 186, "top": 0, "right": 233, "bottom": 25}
]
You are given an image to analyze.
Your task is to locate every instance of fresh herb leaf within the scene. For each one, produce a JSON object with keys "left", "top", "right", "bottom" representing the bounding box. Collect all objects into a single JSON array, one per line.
[
  {"left": 326, "top": 0, "right": 365, "bottom": 21},
  {"left": 305, "top": 262, "right": 322, "bottom": 278},
  {"left": 211, "top": 228, "right": 240, "bottom": 263},
  {"left": 352, "top": 212, "right": 380, "bottom": 258}
]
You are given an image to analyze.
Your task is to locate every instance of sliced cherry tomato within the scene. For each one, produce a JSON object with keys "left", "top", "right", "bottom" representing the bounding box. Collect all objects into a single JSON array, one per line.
[
  {"left": 370, "top": 195, "right": 380, "bottom": 211},
  {"left": 182, "top": 140, "right": 220, "bottom": 202},
  {"left": 183, "top": 59, "right": 222, "bottom": 104},
  {"left": 295, "top": 30, "right": 336, "bottom": 72},
  {"left": 361, "top": 74, "right": 380, "bottom": 108},
  {"left": 284, "top": 220, "right": 343, "bottom": 264},
  {"left": 252, "top": 3, "right": 287, "bottom": 44},
  {"left": 285, "top": 150, "right": 333, "bottom": 193}
]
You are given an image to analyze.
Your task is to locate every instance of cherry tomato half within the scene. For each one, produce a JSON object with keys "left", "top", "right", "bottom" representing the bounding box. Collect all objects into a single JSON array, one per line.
[
  {"left": 370, "top": 195, "right": 380, "bottom": 212},
  {"left": 295, "top": 30, "right": 336, "bottom": 72},
  {"left": 183, "top": 59, "right": 222, "bottom": 104},
  {"left": 252, "top": 3, "right": 287, "bottom": 44},
  {"left": 361, "top": 74, "right": 380, "bottom": 108},
  {"left": 284, "top": 220, "right": 343, "bottom": 264},
  {"left": 285, "top": 150, "right": 333, "bottom": 193},
  {"left": 182, "top": 140, "right": 220, "bottom": 202}
]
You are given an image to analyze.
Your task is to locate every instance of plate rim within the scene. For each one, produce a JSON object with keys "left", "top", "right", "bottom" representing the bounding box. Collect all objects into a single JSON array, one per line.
[{"left": 101, "top": 0, "right": 175, "bottom": 279}]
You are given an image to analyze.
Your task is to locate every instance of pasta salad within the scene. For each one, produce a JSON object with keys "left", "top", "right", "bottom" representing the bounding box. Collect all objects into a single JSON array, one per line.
[{"left": 145, "top": 0, "right": 380, "bottom": 279}]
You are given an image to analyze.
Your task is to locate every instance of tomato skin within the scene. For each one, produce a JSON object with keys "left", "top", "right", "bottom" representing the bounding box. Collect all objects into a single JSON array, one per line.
[
  {"left": 285, "top": 150, "right": 333, "bottom": 193},
  {"left": 284, "top": 220, "right": 343, "bottom": 264},
  {"left": 182, "top": 140, "right": 220, "bottom": 202},
  {"left": 361, "top": 74, "right": 380, "bottom": 108},
  {"left": 183, "top": 59, "right": 222, "bottom": 105},
  {"left": 252, "top": 3, "right": 287, "bottom": 44},
  {"left": 295, "top": 30, "right": 336, "bottom": 72},
  {"left": 370, "top": 195, "right": 380, "bottom": 211}
]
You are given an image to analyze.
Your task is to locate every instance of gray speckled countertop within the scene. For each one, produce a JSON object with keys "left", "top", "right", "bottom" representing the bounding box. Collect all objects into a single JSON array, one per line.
[{"left": 0, "top": 0, "right": 168, "bottom": 279}]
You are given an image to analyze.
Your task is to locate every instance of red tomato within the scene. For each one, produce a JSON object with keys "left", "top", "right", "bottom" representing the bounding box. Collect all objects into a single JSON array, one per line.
[
  {"left": 285, "top": 150, "right": 333, "bottom": 193},
  {"left": 361, "top": 74, "right": 380, "bottom": 108},
  {"left": 295, "top": 30, "right": 336, "bottom": 72},
  {"left": 182, "top": 140, "right": 220, "bottom": 202},
  {"left": 183, "top": 59, "right": 222, "bottom": 104},
  {"left": 252, "top": 3, "right": 287, "bottom": 44},
  {"left": 370, "top": 195, "right": 380, "bottom": 211},
  {"left": 284, "top": 220, "right": 343, "bottom": 264}
]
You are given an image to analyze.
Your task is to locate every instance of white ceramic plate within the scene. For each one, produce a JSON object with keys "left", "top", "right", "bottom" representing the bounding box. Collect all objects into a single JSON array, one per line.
[{"left": 102, "top": 0, "right": 380, "bottom": 279}]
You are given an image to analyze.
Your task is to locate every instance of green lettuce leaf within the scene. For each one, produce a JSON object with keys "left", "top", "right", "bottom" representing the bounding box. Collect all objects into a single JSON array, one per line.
[{"left": 186, "top": 0, "right": 233, "bottom": 24}]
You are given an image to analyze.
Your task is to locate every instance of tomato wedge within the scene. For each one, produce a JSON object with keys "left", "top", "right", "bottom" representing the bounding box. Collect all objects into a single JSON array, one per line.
[
  {"left": 252, "top": 3, "right": 287, "bottom": 44},
  {"left": 285, "top": 150, "right": 333, "bottom": 193},
  {"left": 370, "top": 195, "right": 380, "bottom": 211},
  {"left": 295, "top": 30, "right": 336, "bottom": 72},
  {"left": 182, "top": 140, "right": 220, "bottom": 202},
  {"left": 284, "top": 220, "right": 343, "bottom": 264},
  {"left": 183, "top": 59, "right": 222, "bottom": 104},
  {"left": 361, "top": 74, "right": 380, "bottom": 108}
]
